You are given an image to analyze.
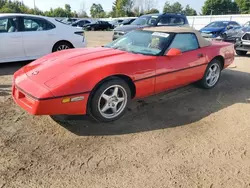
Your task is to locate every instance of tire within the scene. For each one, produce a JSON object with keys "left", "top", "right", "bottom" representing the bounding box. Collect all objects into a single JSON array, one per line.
[
  {"left": 236, "top": 50, "right": 247, "bottom": 56},
  {"left": 91, "top": 27, "right": 95, "bottom": 31},
  {"left": 198, "top": 59, "right": 222, "bottom": 89},
  {"left": 221, "top": 33, "right": 227, "bottom": 39},
  {"left": 89, "top": 78, "right": 131, "bottom": 122},
  {"left": 52, "top": 41, "right": 72, "bottom": 52}
]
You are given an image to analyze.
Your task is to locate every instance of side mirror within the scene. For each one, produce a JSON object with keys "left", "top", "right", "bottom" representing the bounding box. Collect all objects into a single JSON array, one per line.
[
  {"left": 227, "top": 25, "right": 233, "bottom": 30},
  {"left": 166, "top": 48, "right": 182, "bottom": 57}
]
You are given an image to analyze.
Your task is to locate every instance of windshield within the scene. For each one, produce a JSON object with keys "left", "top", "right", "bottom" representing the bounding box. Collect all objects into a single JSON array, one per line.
[
  {"left": 131, "top": 15, "right": 158, "bottom": 26},
  {"left": 206, "top": 21, "right": 229, "bottom": 28},
  {"left": 105, "top": 30, "right": 173, "bottom": 56}
]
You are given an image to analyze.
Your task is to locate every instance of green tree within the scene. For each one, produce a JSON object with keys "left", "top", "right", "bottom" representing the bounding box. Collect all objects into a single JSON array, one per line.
[
  {"left": 145, "top": 8, "right": 159, "bottom": 14},
  {"left": 65, "top": 4, "right": 71, "bottom": 12},
  {"left": 0, "top": 0, "right": 29, "bottom": 13},
  {"left": 112, "top": 0, "right": 134, "bottom": 17},
  {"left": 0, "top": 6, "right": 15, "bottom": 13},
  {"left": 90, "top": 3, "right": 105, "bottom": 18},
  {"left": 52, "top": 7, "right": 68, "bottom": 17},
  {"left": 163, "top": 1, "right": 183, "bottom": 13},
  {"left": 202, "top": 0, "right": 239, "bottom": 15},
  {"left": 163, "top": 1, "right": 171, "bottom": 13},
  {"left": 170, "top": 2, "right": 183, "bottom": 13},
  {"left": 183, "top": 5, "right": 197, "bottom": 16},
  {"left": 235, "top": 0, "right": 250, "bottom": 13},
  {"left": 65, "top": 4, "right": 72, "bottom": 17},
  {"left": 0, "top": 0, "right": 77, "bottom": 17}
]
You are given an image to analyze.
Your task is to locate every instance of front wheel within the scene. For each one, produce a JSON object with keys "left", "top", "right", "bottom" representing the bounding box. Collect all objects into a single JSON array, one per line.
[
  {"left": 236, "top": 50, "right": 247, "bottom": 56},
  {"left": 89, "top": 78, "right": 131, "bottom": 122},
  {"left": 198, "top": 59, "right": 222, "bottom": 89}
]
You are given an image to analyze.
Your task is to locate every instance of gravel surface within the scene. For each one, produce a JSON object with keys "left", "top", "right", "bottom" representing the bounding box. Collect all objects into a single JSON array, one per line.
[{"left": 1, "top": 31, "right": 250, "bottom": 188}]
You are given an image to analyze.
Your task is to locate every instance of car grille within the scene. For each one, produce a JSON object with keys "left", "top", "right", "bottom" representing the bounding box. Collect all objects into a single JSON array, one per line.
[{"left": 242, "top": 33, "right": 250, "bottom": 41}]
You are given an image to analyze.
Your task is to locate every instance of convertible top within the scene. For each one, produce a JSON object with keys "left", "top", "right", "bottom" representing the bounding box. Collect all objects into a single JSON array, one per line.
[{"left": 143, "top": 26, "right": 212, "bottom": 48}]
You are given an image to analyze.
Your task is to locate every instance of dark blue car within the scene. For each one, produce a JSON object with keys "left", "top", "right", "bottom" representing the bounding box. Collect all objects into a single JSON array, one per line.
[{"left": 200, "top": 21, "right": 241, "bottom": 39}]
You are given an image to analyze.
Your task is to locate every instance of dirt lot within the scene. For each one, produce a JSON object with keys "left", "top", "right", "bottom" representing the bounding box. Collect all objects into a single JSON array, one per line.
[{"left": 1, "top": 31, "right": 250, "bottom": 188}]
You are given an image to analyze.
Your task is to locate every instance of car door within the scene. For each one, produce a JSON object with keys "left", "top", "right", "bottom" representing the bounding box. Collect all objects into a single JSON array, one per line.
[
  {"left": 155, "top": 33, "right": 207, "bottom": 93},
  {"left": 20, "top": 16, "right": 56, "bottom": 58},
  {"left": 0, "top": 16, "right": 25, "bottom": 63}
]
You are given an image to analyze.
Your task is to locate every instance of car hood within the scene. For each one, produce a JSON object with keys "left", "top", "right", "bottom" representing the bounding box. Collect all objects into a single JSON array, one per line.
[
  {"left": 114, "top": 24, "right": 145, "bottom": 32},
  {"left": 23, "top": 48, "right": 127, "bottom": 83},
  {"left": 200, "top": 27, "right": 225, "bottom": 33}
]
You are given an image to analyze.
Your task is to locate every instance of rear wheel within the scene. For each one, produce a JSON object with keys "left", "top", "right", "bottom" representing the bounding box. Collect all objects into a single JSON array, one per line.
[
  {"left": 89, "top": 78, "right": 131, "bottom": 122},
  {"left": 236, "top": 50, "right": 247, "bottom": 56},
  {"left": 198, "top": 59, "right": 222, "bottom": 89},
  {"left": 52, "top": 41, "right": 72, "bottom": 52}
]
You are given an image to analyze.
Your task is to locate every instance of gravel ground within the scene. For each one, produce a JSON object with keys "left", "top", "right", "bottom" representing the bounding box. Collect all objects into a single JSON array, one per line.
[{"left": 1, "top": 31, "right": 250, "bottom": 188}]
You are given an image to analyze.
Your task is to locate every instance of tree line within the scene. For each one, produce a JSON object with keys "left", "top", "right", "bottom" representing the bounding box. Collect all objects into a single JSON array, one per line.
[{"left": 0, "top": 0, "right": 249, "bottom": 18}]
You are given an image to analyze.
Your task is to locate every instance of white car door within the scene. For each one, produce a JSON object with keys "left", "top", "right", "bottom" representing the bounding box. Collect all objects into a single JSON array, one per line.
[
  {"left": 0, "top": 16, "right": 25, "bottom": 63},
  {"left": 20, "top": 16, "right": 56, "bottom": 58}
]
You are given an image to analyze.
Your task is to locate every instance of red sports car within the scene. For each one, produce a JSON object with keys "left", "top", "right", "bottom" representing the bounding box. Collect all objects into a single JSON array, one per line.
[{"left": 12, "top": 27, "right": 235, "bottom": 122}]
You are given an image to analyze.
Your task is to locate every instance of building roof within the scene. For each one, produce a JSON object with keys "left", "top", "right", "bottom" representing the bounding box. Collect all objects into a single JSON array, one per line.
[{"left": 143, "top": 26, "right": 212, "bottom": 48}]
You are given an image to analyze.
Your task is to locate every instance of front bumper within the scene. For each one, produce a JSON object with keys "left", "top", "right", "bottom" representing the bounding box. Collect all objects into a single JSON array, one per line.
[{"left": 12, "top": 84, "right": 90, "bottom": 115}]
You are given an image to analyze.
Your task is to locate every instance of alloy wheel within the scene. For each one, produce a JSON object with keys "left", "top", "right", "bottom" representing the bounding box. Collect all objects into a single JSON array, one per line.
[
  {"left": 57, "top": 45, "right": 70, "bottom": 51},
  {"left": 98, "top": 85, "right": 127, "bottom": 119},
  {"left": 206, "top": 64, "right": 220, "bottom": 87}
]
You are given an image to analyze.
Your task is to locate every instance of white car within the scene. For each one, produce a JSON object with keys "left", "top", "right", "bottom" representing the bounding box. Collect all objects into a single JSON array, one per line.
[{"left": 0, "top": 13, "right": 87, "bottom": 63}]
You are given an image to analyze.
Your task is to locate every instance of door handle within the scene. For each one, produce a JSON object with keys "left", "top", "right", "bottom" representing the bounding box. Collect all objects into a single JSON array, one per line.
[{"left": 198, "top": 53, "right": 204, "bottom": 58}]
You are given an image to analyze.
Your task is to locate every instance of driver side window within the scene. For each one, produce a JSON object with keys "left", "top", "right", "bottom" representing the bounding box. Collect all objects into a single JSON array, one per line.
[{"left": 169, "top": 33, "right": 199, "bottom": 52}]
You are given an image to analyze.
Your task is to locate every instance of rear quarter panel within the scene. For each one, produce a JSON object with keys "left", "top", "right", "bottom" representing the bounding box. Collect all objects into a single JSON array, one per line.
[{"left": 202, "top": 41, "right": 235, "bottom": 68}]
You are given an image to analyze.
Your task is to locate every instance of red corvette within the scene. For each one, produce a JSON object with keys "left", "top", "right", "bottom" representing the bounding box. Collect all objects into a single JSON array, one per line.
[{"left": 12, "top": 27, "right": 235, "bottom": 122}]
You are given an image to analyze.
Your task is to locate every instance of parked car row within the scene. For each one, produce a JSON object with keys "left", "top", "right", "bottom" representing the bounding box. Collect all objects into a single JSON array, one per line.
[
  {"left": 1, "top": 12, "right": 249, "bottom": 64},
  {"left": 199, "top": 20, "right": 250, "bottom": 56},
  {"left": 69, "top": 18, "right": 137, "bottom": 31},
  {"left": 113, "top": 13, "right": 189, "bottom": 40}
]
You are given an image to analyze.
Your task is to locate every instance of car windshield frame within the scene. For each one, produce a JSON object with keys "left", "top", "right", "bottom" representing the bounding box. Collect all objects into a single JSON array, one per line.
[
  {"left": 104, "top": 30, "right": 174, "bottom": 56},
  {"left": 131, "top": 15, "right": 159, "bottom": 26},
  {"left": 206, "top": 21, "right": 229, "bottom": 28}
]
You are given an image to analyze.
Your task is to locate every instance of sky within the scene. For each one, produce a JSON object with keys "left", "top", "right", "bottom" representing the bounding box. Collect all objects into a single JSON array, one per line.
[{"left": 22, "top": 0, "right": 206, "bottom": 15}]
